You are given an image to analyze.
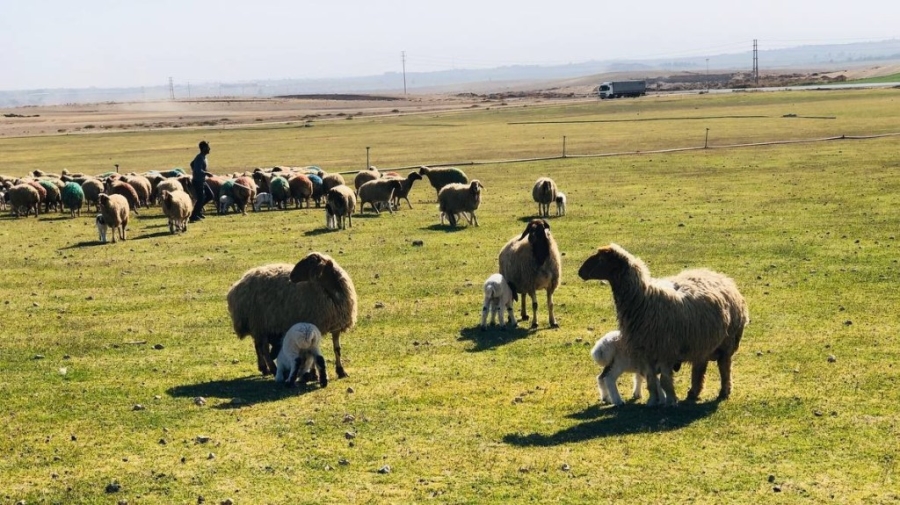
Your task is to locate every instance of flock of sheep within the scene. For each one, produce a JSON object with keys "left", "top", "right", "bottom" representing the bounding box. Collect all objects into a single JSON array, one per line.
[{"left": 1, "top": 162, "right": 747, "bottom": 407}]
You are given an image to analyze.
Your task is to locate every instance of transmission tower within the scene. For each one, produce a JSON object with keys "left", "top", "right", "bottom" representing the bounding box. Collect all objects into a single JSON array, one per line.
[{"left": 753, "top": 40, "right": 759, "bottom": 86}]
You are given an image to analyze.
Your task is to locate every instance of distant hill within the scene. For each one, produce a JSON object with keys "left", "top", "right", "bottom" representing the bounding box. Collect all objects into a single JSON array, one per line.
[{"left": 1, "top": 39, "right": 898, "bottom": 107}]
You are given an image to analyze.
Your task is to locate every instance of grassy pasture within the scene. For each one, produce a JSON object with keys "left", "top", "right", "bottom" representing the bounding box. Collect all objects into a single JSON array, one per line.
[{"left": 1, "top": 89, "right": 900, "bottom": 504}]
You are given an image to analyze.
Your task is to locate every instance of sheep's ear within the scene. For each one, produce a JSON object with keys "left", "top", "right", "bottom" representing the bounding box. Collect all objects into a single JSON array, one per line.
[
  {"left": 519, "top": 221, "right": 535, "bottom": 240},
  {"left": 542, "top": 219, "right": 550, "bottom": 230},
  {"left": 315, "top": 258, "right": 333, "bottom": 278}
]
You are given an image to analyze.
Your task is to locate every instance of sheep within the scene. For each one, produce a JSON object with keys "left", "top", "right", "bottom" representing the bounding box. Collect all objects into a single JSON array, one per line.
[
  {"left": 308, "top": 173, "right": 325, "bottom": 207},
  {"left": 578, "top": 243, "right": 749, "bottom": 406},
  {"left": 38, "top": 180, "right": 62, "bottom": 213},
  {"left": 60, "top": 182, "right": 84, "bottom": 217},
  {"left": 81, "top": 178, "right": 104, "bottom": 213},
  {"left": 218, "top": 194, "right": 238, "bottom": 215},
  {"left": 252, "top": 170, "right": 272, "bottom": 194},
  {"left": 354, "top": 166, "right": 381, "bottom": 194},
  {"left": 324, "top": 201, "right": 337, "bottom": 230},
  {"left": 288, "top": 173, "right": 314, "bottom": 208},
  {"left": 590, "top": 330, "right": 668, "bottom": 406},
  {"left": 385, "top": 171, "right": 423, "bottom": 209},
  {"left": 226, "top": 252, "right": 358, "bottom": 378},
  {"left": 358, "top": 178, "right": 402, "bottom": 214},
  {"left": 438, "top": 180, "right": 484, "bottom": 227},
  {"left": 274, "top": 322, "right": 328, "bottom": 388},
  {"left": 321, "top": 172, "right": 346, "bottom": 193},
  {"left": 95, "top": 214, "right": 109, "bottom": 243},
  {"left": 97, "top": 193, "right": 129, "bottom": 242},
  {"left": 419, "top": 165, "right": 468, "bottom": 199},
  {"left": 499, "top": 219, "right": 562, "bottom": 329},
  {"left": 105, "top": 179, "right": 141, "bottom": 215},
  {"left": 481, "top": 273, "right": 519, "bottom": 330},
  {"left": 325, "top": 185, "right": 356, "bottom": 230},
  {"left": 27, "top": 181, "right": 47, "bottom": 210},
  {"left": 231, "top": 176, "right": 257, "bottom": 215},
  {"left": 0, "top": 189, "right": 6, "bottom": 211},
  {"left": 532, "top": 177, "right": 558, "bottom": 218},
  {"left": 155, "top": 178, "right": 183, "bottom": 200},
  {"left": 161, "top": 189, "right": 192, "bottom": 233},
  {"left": 123, "top": 174, "right": 152, "bottom": 209},
  {"left": 254, "top": 192, "right": 273, "bottom": 212},
  {"left": 270, "top": 176, "right": 291, "bottom": 209},
  {"left": 8, "top": 184, "right": 41, "bottom": 218},
  {"left": 555, "top": 191, "right": 567, "bottom": 216}
]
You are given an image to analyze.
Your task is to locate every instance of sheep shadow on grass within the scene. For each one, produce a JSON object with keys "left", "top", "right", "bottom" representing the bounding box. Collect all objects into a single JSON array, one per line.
[
  {"left": 167, "top": 374, "right": 322, "bottom": 409},
  {"left": 458, "top": 324, "right": 533, "bottom": 352},
  {"left": 303, "top": 228, "right": 340, "bottom": 237},
  {"left": 422, "top": 223, "right": 468, "bottom": 232},
  {"left": 58, "top": 240, "right": 110, "bottom": 249},
  {"left": 502, "top": 400, "right": 721, "bottom": 446}
]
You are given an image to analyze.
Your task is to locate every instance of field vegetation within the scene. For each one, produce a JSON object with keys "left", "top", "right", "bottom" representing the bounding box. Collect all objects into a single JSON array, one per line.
[{"left": 1, "top": 89, "right": 899, "bottom": 503}]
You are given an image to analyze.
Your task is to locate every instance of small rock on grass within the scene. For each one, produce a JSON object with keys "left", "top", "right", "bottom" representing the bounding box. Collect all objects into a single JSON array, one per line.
[
  {"left": 377, "top": 465, "right": 391, "bottom": 474},
  {"left": 194, "top": 396, "right": 207, "bottom": 406},
  {"left": 105, "top": 481, "right": 121, "bottom": 493}
]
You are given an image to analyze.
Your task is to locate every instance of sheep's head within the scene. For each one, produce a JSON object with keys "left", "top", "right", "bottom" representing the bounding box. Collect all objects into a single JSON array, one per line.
[
  {"left": 408, "top": 172, "right": 423, "bottom": 181},
  {"left": 418, "top": 166, "right": 431, "bottom": 176},
  {"left": 98, "top": 193, "right": 111, "bottom": 210},
  {"left": 290, "top": 253, "right": 333, "bottom": 284},
  {"left": 519, "top": 219, "right": 552, "bottom": 266},
  {"left": 578, "top": 244, "right": 631, "bottom": 282},
  {"left": 469, "top": 180, "right": 484, "bottom": 193}
]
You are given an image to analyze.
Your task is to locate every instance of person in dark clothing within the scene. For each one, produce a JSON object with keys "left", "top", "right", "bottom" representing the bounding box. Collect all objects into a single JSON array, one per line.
[{"left": 189, "top": 140, "right": 213, "bottom": 222}]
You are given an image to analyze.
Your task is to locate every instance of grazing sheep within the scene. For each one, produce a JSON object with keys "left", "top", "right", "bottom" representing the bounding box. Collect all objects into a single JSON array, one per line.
[
  {"left": 438, "top": 180, "right": 484, "bottom": 227},
  {"left": 95, "top": 214, "right": 109, "bottom": 243},
  {"left": 8, "top": 184, "right": 41, "bottom": 218},
  {"left": 161, "top": 190, "right": 192, "bottom": 233},
  {"left": 499, "top": 219, "right": 562, "bottom": 329},
  {"left": 60, "top": 182, "right": 85, "bottom": 217},
  {"left": 555, "top": 192, "right": 567, "bottom": 216},
  {"left": 419, "top": 165, "right": 468, "bottom": 199},
  {"left": 274, "top": 322, "right": 328, "bottom": 388},
  {"left": 385, "top": 171, "right": 423, "bottom": 209},
  {"left": 321, "top": 172, "right": 346, "bottom": 193},
  {"left": 270, "top": 176, "right": 291, "bottom": 209},
  {"left": 105, "top": 180, "right": 140, "bottom": 215},
  {"left": 481, "top": 273, "right": 519, "bottom": 330},
  {"left": 38, "top": 180, "right": 62, "bottom": 213},
  {"left": 226, "top": 252, "right": 358, "bottom": 378},
  {"left": 218, "top": 194, "right": 238, "bottom": 215},
  {"left": 325, "top": 185, "right": 356, "bottom": 230},
  {"left": 81, "top": 178, "right": 105, "bottom": 213},
  {"left": 532, "top": 177, "right": 558, "bottom": 218},
  {"left": 123, "top": 174, "right": 152, "bottom": 209},
  {"left": 97, "top": 193, "right": 129, "bottom": 242},
  {"left": 231, "top": 176, "right": 257, "bottom": 215},
  {"left": 590, "top": 330, "right": 666, "bottom": 406},
  {"left": 358, "top": 178, "right": 402, "bottom": 214},
  {"left": 578, "top": 244, "right": 749, "bottom": 406},
  {"left": 308, "top": 173, "right": 325, "bottom": 207},
  {"left": 252, "top": 170, "right": 272, "bottom": 194},
  {"left": 254, "top": 192, "right": 273, "bottom": 212},
  {"left": 155, "top": 178, "right": 183, "bottom": 200},
  {"left": 354, "top": 166, "right": 381, "bottom": 194},
  {"left": 288, "top": 173, "right": 314, "bottom": 208},
  {"left": 27, "top": 181, "right": 47, "bottom": 210}
]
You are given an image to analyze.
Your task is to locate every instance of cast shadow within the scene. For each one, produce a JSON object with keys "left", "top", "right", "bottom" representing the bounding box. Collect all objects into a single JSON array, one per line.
[
  {"left": 458, "top": 324, "right": 533, "bottom": 352},
  {"left": 502, "top": 400, "right": 721, "bottom": 447},
  {"left": 167, "top": 374, "right": 323, "bottom": 409},
  {"left": 303, "top": 228, "right": 339, "bottom": 237},
  {"left": 58, "top": 240, "right": 108, "bottom": 250},
  {"left": 421, "top": 223, "right": 467, "bottom": 232}
]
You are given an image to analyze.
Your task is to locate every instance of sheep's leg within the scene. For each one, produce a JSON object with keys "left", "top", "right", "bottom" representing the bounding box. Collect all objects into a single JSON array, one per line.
[
  {"left": 632, "top": 373, "right": 644, "bottom": 400},
  {"left": 301, "top": 355, "right": 317, "bottom": 384},
  {"left": 519, "top": 292, "right": 530, "bottom": 322},
  {"left": 404, "top": 197, "right": 413, "bottom": 209},
  {"left": 596, "top": 373, "right": 612, "bottom": 404},
  {"left": 546, "top": 289, "right": 558, "bottom": 328},
  {"left": 658, "top": 368, "right": 678, "bottom": 407},
  {"left": 480, "top": 294, "right": 490, "bottom": 330},
  {"left": 684, "top": 360, "right": 709, "bottom": 403},
  {"left": 526, "top": 291, "right": 538, "bottom": 329},
  {"left": 332, "top": 331, "right": 347, "bottom": 378},
  {"left": 644, "top": 367, "right": 661, "bottom": 407},
  {"left": 286, "top": 357, "right": 301, "bottom": 387},
  {"left": 253, "top": 336, "right": 273, "bottom": 375},
  {"left": 315, "top": 354, "right": 328, "bottom": 387},
  {"left": 716, "top": 353, "right": 733, "bottom": 401},
  {"left": 471, "top": 212, "right": 478, "bottom": 227}
]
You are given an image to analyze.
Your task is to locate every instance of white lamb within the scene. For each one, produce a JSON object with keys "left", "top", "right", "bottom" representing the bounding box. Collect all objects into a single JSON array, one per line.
[
  {"left": 555, "top": 192, "right": 567, "bottom": 216},
  {"left": 254, "top": 192, "right": 274, "bottom": 212},
  {"left": 480, "top": 273, "right": 518, "bottom": 330},
  {"left": 274, "top": 322, "right": 328, "bottom": 388},
  {"left": 95, "top": 214, "right": 108, "bottom": 243},
  {"left": 218, "top": 194, "right": 236, "bottom": 214},
  {"left": 590, "top": 330, "right": 664, "bottom": 406}
]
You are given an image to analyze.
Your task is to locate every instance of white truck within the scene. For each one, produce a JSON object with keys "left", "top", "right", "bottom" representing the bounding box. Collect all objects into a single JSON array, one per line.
[{"left": 598, "top": 80, "right": 647, "bottom": 99}]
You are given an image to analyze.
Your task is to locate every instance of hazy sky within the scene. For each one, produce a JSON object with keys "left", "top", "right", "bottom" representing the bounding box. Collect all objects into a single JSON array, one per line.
[{"left": 1, "top": 0, "right": 897, "bottom": 91}]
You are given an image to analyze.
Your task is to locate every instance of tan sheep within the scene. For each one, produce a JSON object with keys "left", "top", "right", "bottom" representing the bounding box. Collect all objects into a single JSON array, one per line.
[
  {"left": 98, "top": 193, "right": 129, "bottom": 243},
  {"left": 160, "top": 189, "right": 192, "bottom": 233},
  {"left": 499, "top": 219, "right": 562, "bottom": 329},
  {"left": 353, "top": 166, "right": 381, "bottom": 194},
  {"left": 325, "top": 184, "right": 356, "bottom": 229},
  {"left": 9, "top": 184, "right": 41, "bottom": 218},
  {"left": 578, "top": 244, "right": 749, "bottom": 406},
  {"left": 358, "top": 178, "right": 402, "bottom": 214},
  {"left": 532, "top": 177, "right": 558, "bottom": 218},
  {"left": 438, "top": 180, "right": 483, "bottom": 227}
]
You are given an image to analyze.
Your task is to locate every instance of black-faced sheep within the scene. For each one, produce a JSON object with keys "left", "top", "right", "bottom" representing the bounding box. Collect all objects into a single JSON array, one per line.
[
  {"left": 532, "top": 177, "right": 558, "bottom": 218},
  {"left": 481, "top": 273, "right": 518, "bottom": 330},
  {"left": 226, "top": 252, "right": 358, "bottom": 378},
  {"left": 358, "top": 178, "right": 402, "bottom": 214},
  {"left": 499, "top": 219, "right": 562, "bottom": 329},
  {"left": 419, "top": 165, "right": 468, "bottom": 199},
  {"left": 97, "top": 193, "right": 129, "bottom": 242},
  {"left": 385, "top": 172, "right": 423, "bottom": 209},
  {"left": 274, "top": 322, "right": 328, "bottom": 388},
  {"left": 438, "top": 180, "right": 483, "bottom": 227},
  {"left": 325, "top": 185, "right": 356, "bottom": 229},
  {"left": 578, "top": 244, "right": 749, "bottom": 406},
  {"left": 9, "top": 184, "right": 41, "bottom": 218},
  {"left": 161, "top": 190, "right": 192, "bottom": 233}
]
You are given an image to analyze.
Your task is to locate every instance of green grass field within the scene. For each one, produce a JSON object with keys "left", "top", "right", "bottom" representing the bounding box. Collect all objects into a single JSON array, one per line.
[
  {"left": 1, "top": 89, "right": 899, "bottom": 504},
  {"left": 847, "top": 72, "right": 900, "bottom": 84}
]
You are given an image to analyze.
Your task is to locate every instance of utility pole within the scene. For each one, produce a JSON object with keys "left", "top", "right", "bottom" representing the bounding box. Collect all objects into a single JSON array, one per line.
[
  {"left": 753, "top": 39, "right": 759, "bottom": 86},
  {"left": 168, "top": 77, "right": 175, "bottom": 100},
  {"left": 401, "top": 51, "right": 407, "bottom": 95},
  {"left": 706, "top": 58, "right": 709, "bottom": 92}
]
